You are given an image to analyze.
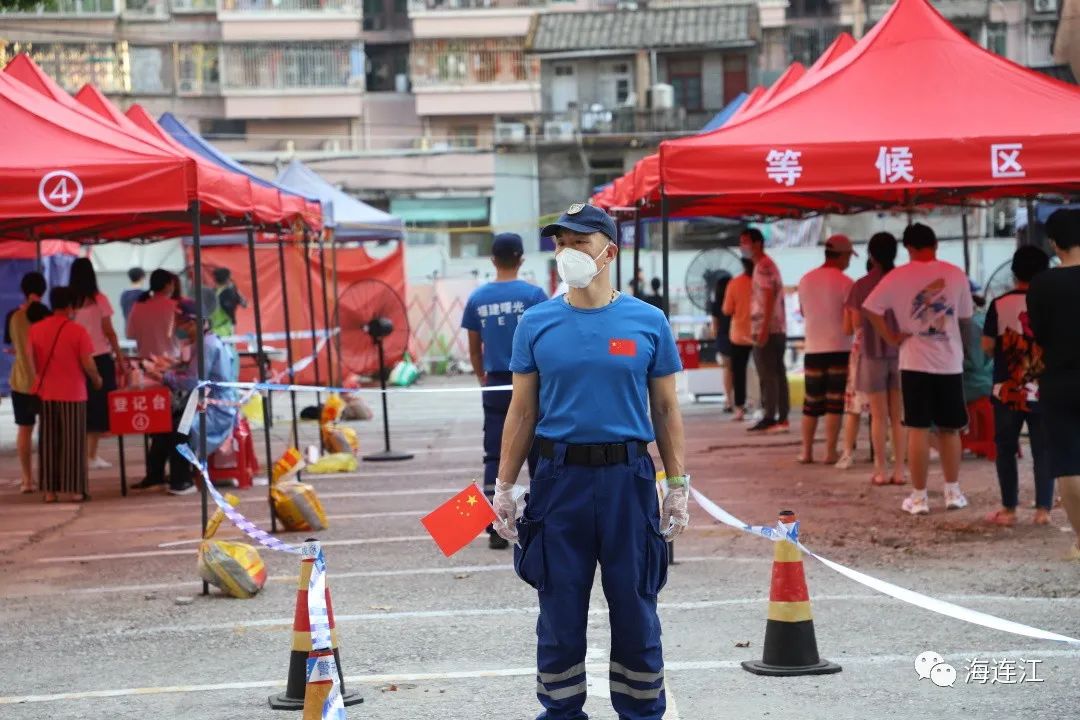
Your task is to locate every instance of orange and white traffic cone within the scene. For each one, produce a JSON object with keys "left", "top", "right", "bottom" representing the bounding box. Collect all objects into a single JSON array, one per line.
[
  {"left": 268, "top": 540, "right": 363, "bottom": 710},
  {"left": 741, "top": 510, "right": 841, "bottom": 676}
]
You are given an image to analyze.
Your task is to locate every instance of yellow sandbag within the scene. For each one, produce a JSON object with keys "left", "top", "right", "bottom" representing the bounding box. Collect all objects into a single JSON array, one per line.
[
  {"left": 271, "top": 481, "right": 329, "bottom": 531},
  {"left": 306, "top": 452, "right": 358, "bottom": 475},
  {"left": 321, "top": 394, "right": 345, "bottom": 425},
  {"left": 272, "top": 447, "right": 305, "bottom": 484},
  {"left": 321, "top": 423, "right": 359, "bottom": 455},
  {"left": 241, "top": 393, "right": 264, "bottom": 428},
  {"left": 204, "top": 493, "right": 240, "bottom": 539},
  {"left": 198, "top": 539, "right": 267, "bottom": 599}
]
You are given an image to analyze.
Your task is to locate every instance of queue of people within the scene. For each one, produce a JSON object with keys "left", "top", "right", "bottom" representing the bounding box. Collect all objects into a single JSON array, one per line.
[{"left": 5, "top": 262, "right": 243, "bottom": 502}]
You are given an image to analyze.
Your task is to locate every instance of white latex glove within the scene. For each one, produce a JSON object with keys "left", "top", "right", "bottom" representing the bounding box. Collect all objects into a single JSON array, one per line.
[
  {"left": 660, "top": 486, "right": 689, "bottom": 540},
  {"left": 492, "top": 480, "right": 518, "bottom": 542}
]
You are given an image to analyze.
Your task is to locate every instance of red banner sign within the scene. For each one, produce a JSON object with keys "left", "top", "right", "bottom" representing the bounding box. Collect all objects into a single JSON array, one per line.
[{"left": 108, "top": 386, "right": 172, "bottom": 435}]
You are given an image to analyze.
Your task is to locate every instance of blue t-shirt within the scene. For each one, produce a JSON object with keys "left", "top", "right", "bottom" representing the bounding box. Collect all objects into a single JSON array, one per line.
[
  {"left": 461, "top": 279, "right": 549, "bottom": 373},
  {"left": 120, "top": 288, "right": 143, "bottom": 320},
  {"left": 510, "top": 294, "right": 682, "bottom": 443}
]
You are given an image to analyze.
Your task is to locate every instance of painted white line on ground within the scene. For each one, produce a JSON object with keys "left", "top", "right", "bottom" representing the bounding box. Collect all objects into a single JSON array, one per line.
[
  {"left": 36, "top": 535, "right": 431, "bottom": 564},
  {"left": 72, "top": 592, "right": 1080, "bottom": 640},
  {"left": 64, "top": 555, "right": 764, "bottom": 595},
  {"left": 664, "top": 677, "right": 682, "bottom": 720},
  {"left": 319, "top": 487, "right": 462, "bottom": 499},
  {"left": 5, "top": 648, "right": 1080, "bottom": 705},
  {"left": 157, "top": 510, "right": 427, "bottom": 547}
]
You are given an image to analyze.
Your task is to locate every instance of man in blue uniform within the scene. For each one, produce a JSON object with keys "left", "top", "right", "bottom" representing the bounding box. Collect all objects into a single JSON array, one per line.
[
  {"left": 492, "top": 204, "right": 689, "bottom": 720},
  {"left": 462, "top": 232, "right": 549, "bottom": 549}
]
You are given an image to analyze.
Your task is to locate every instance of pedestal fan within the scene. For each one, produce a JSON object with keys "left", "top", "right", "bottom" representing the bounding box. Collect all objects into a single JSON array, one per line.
[{"left": 335, "top": 278, "right": 413, "bottom": 462}]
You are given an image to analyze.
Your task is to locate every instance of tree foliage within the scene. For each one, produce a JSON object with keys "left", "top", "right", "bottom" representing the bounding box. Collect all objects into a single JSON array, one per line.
[{"left": 0, "top": 0, "right": 44, "bottom": 10}]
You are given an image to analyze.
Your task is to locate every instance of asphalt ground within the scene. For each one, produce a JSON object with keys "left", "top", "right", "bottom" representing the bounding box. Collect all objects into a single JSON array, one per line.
[{"left": 0, "top": 376, "right": 1078, "bottom": 719}]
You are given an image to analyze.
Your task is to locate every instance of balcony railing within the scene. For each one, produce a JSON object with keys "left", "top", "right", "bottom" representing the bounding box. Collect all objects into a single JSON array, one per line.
[
  {"left": 0, "top": 0, "right": 116, "bottom": 14},
  {"left": 495, "top": 107, "right": 721, "bottom": 145},
  {"left": 411, "top": 40, "right": 537, "bottom": 87},
  {"left": 409, "top": 0, "right": 545, "bottom": 10},
  {"left": 124, "top": 0, "right": 170, "bottom": 16},
  {"left": 177, "top": 43, "right": 220, "bottom": 94},
  {"left": 171, "top": 0, "right": 216, "bottom": 11},
  {"left": 0, "top": 42, "right": 126, "bottom": 92},
  {"left": 222, "top": 42, "right": 364, "bottom": 90},
  {"left": 220, "top": 0, "right": 361, "bottom": 12}
]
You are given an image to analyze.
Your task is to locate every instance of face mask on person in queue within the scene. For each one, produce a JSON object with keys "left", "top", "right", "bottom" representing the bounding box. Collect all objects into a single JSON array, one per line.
[{"left": 556, "top": 245, "right": 609, "bottom": 289}]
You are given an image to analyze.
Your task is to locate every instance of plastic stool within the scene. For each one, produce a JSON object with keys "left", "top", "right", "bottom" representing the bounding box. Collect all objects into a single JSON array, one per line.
[
  {"left": 960, "top": 397, "right": 996, "bottom": 460},
  {"left": 209, "top": 418, "right": 259, "bottom": 489}
]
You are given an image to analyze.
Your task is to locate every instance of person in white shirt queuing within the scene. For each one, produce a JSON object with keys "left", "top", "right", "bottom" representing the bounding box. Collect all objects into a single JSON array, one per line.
[
  {"left": 796, "top": 235, "right": 856, "bottom": 463},
  {"left": 863, "top": 224, "right": 974, "bottom": 515}
]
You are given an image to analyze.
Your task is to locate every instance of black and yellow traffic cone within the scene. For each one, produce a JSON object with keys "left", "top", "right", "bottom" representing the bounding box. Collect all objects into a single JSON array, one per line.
[
  {"left": 269, "top": 540, "right": 363, "bottom": 709},
  {"left": 741, "top": 510, "right": 841, "bottom": 676}
]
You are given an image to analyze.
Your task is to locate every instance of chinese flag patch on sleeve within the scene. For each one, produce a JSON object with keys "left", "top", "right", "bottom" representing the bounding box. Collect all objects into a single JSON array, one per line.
[
  {"left": 609, "top": 338, "right": 637, "bottom": 356},
  {"left": 421, "top": 483, "right": 498, "bottom": 557}
]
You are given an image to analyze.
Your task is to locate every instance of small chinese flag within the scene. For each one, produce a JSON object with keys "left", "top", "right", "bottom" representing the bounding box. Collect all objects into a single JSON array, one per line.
[
  {"left": 421, "top": 483, "right": 497, "bottom": 557},
  {"left": 609, "top": 338, "right": 637, "bottom": 356}
]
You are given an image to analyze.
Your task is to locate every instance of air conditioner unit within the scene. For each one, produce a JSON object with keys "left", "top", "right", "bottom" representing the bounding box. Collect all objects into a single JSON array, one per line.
[
  {"left": 1032, "top": 0, "right": 1057, "bottom": 13},
  {"left": 543, "top": 120, "right": 576, "bottom": 141},
  {"left": 494, "top": 122, "right": 527, "bottom": 142},
  {"left": 647, "top": 83, "right": 675, "bottom": 110}
]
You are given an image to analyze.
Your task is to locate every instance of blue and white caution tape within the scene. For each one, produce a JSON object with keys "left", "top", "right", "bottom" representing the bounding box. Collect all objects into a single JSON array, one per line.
[
  {"left": 205, "top": 380, "right": 512, "bottom": 396},
  {"left": 177, "top": 445, "right": 300, "bottom": 556},
  {"left": 690, "top": 487, "right": 1080, "bottom": 646}
]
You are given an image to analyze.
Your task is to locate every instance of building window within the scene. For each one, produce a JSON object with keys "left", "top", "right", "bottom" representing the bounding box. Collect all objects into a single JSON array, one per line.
[
  {"left": 130, "top": 45, "right": 171, "bottom": 94},
  {"left": 1028, "top": 21, "right": 1057, "bottom": 67},
  {"left": 984, "top": 23, "right": 1007, "bottom": 57},
  {"left": 787, "top": 26, "right": 840, "bottom": 66},
  {"left": 0, "top": 42, "right": 125, "bottom": 93},
  {"left": 449, "top": 125, "right": 479, "bottom": 148},
  {"left": 220, "top": 0, "right": 360, "bottom": 11},
  {"left": 722, "top": 54, "right": 748, "bottom": 104},
  {"left": 222, "top": 42, "right": 365, "bottom": 91},
  {"left": 598, "top": 60, "right": 633, "bottom": 108},
  {"left": 589, "top": 156, "right": 623, "bottom": 191},
  {"left": 202, "top": 119, "right": 247, "bottom": 140},
  {"left": 411, "top": 38, "right": 535, "bottom": 87},
  {"left": 0, "top": 0, "right": 116, "bottom": 13},
  {"left": 177, "top": 43, "right": 220, "bottom": 94},
  {"left": 366, "top": 44, "right": 410, "bottom": 92},
  {"left": 668, "top": 57, "right": 703, "bottom": 111}
]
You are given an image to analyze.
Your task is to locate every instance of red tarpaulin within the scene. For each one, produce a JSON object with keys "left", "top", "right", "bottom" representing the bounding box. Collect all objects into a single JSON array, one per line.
[
  {"left": 660, "top": 0, "right": 1080, "bottom": 216},
  {"left": 194, "top": 241, "right": 407, "bottom": 383},
  {"left": 0, "top": 71, "right": 192, "bottom": 237}
]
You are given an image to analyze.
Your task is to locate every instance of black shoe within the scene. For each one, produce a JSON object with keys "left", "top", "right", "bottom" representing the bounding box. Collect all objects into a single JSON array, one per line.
[
  {"left": 747, "top": 418, "right": 776, "bottom": 433},
  {"left": 488, "top": 534, "right": 509, "bottom": 550},
  {"left": 131, "top": 477, "right": 165, "bottom": 490}
]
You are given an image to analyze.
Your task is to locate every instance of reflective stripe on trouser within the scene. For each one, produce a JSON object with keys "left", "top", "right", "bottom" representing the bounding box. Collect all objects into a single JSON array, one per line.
[{"left": 515, "top": 440, "right": 668, "bottom": 720}]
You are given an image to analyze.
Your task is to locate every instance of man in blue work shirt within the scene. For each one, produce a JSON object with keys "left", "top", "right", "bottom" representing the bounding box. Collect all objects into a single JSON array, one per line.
[
  {"left": 492, "top": 203, "right": 689, "bottom": 720},
  {"left": 461, "top": 232, "right": 549, "bottom": 549}
]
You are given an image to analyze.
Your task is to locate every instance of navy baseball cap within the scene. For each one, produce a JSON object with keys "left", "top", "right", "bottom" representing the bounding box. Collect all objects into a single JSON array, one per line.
[
  {"left": 491, "top": 232, "right": 524, "bottom": 259},
  {"left": 541, "top": 203, "right": 618, "bottom": 243}
]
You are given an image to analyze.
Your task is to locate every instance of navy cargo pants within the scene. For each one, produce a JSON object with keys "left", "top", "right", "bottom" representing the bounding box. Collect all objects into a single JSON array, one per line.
[
  {"left": 514, "top": 440, "right": 669, "bottom": 720},
  {"left": 483, "top": 372, "right": 538, "bottom": 532}
]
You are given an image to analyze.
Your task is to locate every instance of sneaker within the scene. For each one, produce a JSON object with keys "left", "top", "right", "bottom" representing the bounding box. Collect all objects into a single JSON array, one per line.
[
  {"left": 88, "top": 456, "right": 112, "bottom": 470},
  {"left": 834, "top": 453, "right": 854, "bottom": 470},
  {"left": 944, "top": 485, "right": 969, "bottom": 510},
  {"left": 167, "top": 483, "right": 198, "bottom": 496},
  {"left": 747, "top": 418, "right": 776, "bottom": 433},
  {"left": 488, "top": 534, "right": 509, "bottom": 550},
  {"left": 732, "top": 408, "right": 746, "bottom": 422},
  {"left": 902, "top": 493, "right": 930, "bottom": 515},
  {"left": 131, "top": 477, "right": 165, "bottom": 490},
  {"left": 766, "top": 420, "right": 791, "bottom": 434}
]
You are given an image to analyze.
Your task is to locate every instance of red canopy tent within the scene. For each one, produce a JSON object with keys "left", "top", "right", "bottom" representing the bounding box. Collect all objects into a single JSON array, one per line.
[
  {"left": 0, "top": 72, "right": 193, "bottom": 239},
  {"left": 659, "top": 0, "right": 1080, "bottom": 217}
]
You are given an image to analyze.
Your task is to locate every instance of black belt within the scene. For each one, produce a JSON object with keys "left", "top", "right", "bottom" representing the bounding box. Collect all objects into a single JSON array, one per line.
[{"left": 537, "top": 438, "right": 647, "bottom": 466}]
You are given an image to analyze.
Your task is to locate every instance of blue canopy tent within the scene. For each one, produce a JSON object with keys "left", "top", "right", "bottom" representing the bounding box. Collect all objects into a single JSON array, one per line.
[
  {"left": 699, "top": 93, "right": 748, "bottom": 133},
  {"left": 276, "top": 160, "right": 403, "bottom": 242}
]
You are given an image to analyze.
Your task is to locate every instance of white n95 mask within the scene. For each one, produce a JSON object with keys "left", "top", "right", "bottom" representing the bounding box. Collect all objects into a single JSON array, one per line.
[{"left": 556, "top": 246, "right": 608, "bottom": 289}]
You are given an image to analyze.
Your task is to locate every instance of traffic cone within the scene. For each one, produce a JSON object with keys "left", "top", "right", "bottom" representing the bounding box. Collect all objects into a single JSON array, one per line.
[
  {"left": 741, "top": 510, "right": 841, "bottom": 676},
  {"left": 269, "top": 540, "right": 363, "bottom": 709}
]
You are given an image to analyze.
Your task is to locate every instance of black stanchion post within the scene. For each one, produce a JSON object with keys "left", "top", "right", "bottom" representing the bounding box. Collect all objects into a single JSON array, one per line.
[
  {"left": 191, "top": 200, "right": 209, "bottom": 596},
  {"left": 661, "top": 192, "right": 670, "bottom": 318},
  {"left": 246, "top": 226, "right": 278, "bottom": 533},
  {"left": 615, "top": 213, "right": 622, "bottom": 290},
  {"left": 632, "top": 208, "right": 642, "bottom": 297},
  {"left": 276, "top": 233, "right": 301, "bottom": 452},
  {"left": 302, "top": 232, "right": 324, "bottom": 454},
  {"left": 361, "top": 325, "right": 413, "bottom": 463},
  {"left": 317, "top": 231, "right": 335, "bottom": 387},
  {"left": 961, "top": 202, "right": 971, "bottom": 276}
]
